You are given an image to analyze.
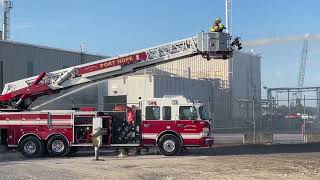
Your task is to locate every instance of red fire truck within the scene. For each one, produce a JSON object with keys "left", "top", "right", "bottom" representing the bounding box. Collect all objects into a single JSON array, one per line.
[{"left": 0, "top": 32, "right": 241, "bottom": 157}]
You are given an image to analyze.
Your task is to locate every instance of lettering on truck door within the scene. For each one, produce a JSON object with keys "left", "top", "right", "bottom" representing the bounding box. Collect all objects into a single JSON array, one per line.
[{"left": 176, "top": 106, "right": 202, "bottom": 146}]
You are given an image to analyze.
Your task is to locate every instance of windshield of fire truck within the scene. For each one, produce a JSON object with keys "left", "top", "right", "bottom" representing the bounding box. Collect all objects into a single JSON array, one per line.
[{"left": 198, "top": 106, "right": 209, "bottom": 120}]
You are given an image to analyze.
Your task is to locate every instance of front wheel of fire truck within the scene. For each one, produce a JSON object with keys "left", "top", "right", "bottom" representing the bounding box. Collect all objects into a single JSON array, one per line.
[
  {"left": 19, "top": 136, "right": 44, "bottom": 158},
  {"left": 158, "top": 134, "right": 181, "bottom": 156},
  {"left": 47, "top": 135, "right": 70, "bottom": 157}
]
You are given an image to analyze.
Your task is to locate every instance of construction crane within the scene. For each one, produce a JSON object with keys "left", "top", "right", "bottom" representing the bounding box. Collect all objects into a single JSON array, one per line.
[
  {"left": 296, "top": 35, "right": 309, "bottom": 102},
  {"left": 289, "top": 35, "right": 309, "bottom": 114}
]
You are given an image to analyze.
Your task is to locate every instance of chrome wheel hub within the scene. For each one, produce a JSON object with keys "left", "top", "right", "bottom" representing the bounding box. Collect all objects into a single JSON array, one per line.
[
  {"left": 24, "top": 141, "right": 36, "bottom": 154},
  {"left": 163, "top": 139, "right": 175, "bottom": 152},
  {"left": 52, "top": 140, "right": 64, "bottom": 153}
]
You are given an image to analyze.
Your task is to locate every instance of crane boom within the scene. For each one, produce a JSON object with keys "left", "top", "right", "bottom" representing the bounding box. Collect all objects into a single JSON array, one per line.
[
  {"left": 0, "top": 32, "right": 241, "bottom": 110},
  {"left": 296, "top": 37, "right": 308, "bottom": 99}
]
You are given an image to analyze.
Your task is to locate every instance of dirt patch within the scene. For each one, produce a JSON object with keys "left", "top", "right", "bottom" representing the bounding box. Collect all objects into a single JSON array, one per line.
[{"left": 0, "top": 145, "right": 320, "bottom": 180}]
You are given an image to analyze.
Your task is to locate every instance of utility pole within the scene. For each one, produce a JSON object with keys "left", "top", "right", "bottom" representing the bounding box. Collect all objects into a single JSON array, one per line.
[
  {"left": 226, "top": 0, "right": 234, "bottom": 123},
  {"left": 253, "top": 97, "right": 256, "bottom": 144},
  {"left": 2, "top": 0, "right": 13, "bottom": 40},
  {"left": 225, "top": 0, "right": 232, "bottom": 35},
  {"left": 80, "top": 43, "right": 87, "bottom": 64}
]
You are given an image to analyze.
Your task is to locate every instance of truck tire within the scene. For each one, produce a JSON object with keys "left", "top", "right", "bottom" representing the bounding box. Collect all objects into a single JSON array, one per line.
[
  {"left": 158, "top": 134, "right": 181, "bottom": 156},
  {"left": 20, "top": 136, "right": 44, "bottom": 158},
  {"left": 47, "top": 135, "right": 70, "bottom": 157}
]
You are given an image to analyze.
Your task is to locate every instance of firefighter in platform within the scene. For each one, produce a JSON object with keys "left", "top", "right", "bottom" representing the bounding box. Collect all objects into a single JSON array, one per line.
[{"left": 210, "top": 18, "right": 226, "bottom": 32}]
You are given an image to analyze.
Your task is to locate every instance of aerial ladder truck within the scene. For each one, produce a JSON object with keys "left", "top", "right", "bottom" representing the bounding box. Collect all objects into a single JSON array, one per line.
[{"left": 0, "top": 32, "right": 241, "bottom": 158}]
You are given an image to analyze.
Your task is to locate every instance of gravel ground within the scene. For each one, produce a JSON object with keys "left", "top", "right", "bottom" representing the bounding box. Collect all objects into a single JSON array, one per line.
[{"left": 0, "top": 144, "right": 320, "bottom": 180}]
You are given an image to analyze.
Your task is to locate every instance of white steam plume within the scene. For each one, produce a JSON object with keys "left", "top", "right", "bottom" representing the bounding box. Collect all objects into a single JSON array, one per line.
[
  {"left": 243, "top": 33, "right": 320, "bottom": 47},
  {"left": 32, "top": 81, "right": 104, "bottom": 110}
]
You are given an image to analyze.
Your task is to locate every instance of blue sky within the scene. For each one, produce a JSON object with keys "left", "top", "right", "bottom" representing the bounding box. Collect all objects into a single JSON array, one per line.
[{"left": 5, "top": 0, "right": 320, "bottom": 97}]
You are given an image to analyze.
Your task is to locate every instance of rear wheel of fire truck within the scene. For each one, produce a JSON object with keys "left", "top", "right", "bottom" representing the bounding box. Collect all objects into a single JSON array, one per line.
[
  {"left": 47, "top": 135, "right": 70, "bottom": 157},
  {"left": 20, "top": 136, "right": 44, "bottom": 158},
  {"left": 158, "top": 134, "right": 181, "bottom": 156}
]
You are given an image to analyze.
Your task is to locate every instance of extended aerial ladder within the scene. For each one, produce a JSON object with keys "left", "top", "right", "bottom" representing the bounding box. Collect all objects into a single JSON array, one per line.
[{"left": 0, "top": 32, "right": 241, "bottom": 110}]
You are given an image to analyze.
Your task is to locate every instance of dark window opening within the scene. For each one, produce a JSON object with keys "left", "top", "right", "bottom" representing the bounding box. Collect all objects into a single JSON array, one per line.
[
  {"left": 0, "top": 129, "right": 8, "bottom": 145},
  {"left": 179, "top": 106, "right": 197, "bottom": 120},
  {"left": 162, "top": 106, "right": 171, "bottom": 120},
  {"left": 146, "top": 106, "right": 160, "bottom": 120},
  {"left": 199, "top": 106, "right": 209, "bottom": 120}
]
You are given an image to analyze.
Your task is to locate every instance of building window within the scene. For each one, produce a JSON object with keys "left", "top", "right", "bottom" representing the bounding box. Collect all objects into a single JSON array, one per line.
[
  {"left": 145, "top": 106, "right": 160, "bottom": 120},
  {"left": 26, "top": 61, "right": 34, "bottom": 77},
  {"left": 162, "top": 106, "right": 171, "bottom": 120}
]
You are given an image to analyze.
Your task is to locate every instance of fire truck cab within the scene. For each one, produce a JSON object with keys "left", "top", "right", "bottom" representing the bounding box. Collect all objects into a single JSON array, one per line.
[{"left": 140, "top": 95, "right": 213, "bottom": 155}]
